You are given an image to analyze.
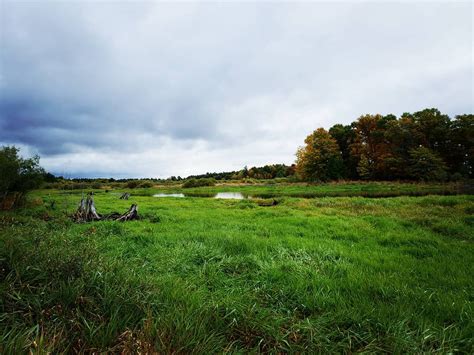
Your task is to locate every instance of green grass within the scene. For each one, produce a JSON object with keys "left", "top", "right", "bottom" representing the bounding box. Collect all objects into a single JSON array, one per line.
[
  {"left": 133, "top": 180, "right": 473, "bottom": 198},
  {"left": 1, "top": 186, "right": 473, "bottom": 353}
]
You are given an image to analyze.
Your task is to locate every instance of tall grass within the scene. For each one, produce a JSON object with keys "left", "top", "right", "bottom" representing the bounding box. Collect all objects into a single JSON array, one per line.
[
  {"left": 131, "top": 180, "right": 474, "bottom": 198},
  {"left": 1, "top": 190, "right": 473, "bottom": 353}
]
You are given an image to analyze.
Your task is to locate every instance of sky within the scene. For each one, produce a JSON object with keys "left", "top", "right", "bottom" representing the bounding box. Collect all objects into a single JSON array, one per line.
[{"left": 0, "top": 1, "right": 472, "bottom": 178}]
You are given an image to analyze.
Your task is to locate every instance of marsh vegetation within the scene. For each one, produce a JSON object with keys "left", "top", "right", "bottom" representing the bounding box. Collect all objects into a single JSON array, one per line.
[{"left": 1, "top": 186, "right": 473, "bottom": 353}]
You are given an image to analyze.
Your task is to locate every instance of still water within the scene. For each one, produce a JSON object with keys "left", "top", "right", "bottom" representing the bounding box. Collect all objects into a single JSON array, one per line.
[
  {"left": 153, "top": 192, "right": 246, "bottom": 199},
  {"left": 214, "top": 192, "right": 245, "bottom": 199}
]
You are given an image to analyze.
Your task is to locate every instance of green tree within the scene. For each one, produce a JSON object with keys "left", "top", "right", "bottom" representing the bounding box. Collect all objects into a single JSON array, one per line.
[
  {"left": 296, "top": 128, "right": 343, "bottom": 181},
  {"left": 0, "top": 146, "right": 45, "bottom": 207},
  {"left": 407, "top": 146, "right": 448, "bottom": 181},
  {"left": 357, "top": 154, "right": 372, "bottom": 180},
  {"left": 412, "top": 108, "right": 450, "bottom": 153},
  {"left": 448, "top": 114, "right": 473, "bottom": 177},
  {"left": 329, "top": 123, "right": 357, "bottom": 179},
  {"left": 383, "top": 117, "right": 414, "bottom": 178}
]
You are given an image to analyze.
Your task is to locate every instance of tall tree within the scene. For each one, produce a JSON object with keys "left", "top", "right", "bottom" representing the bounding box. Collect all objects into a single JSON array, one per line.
[
  {"left": 296, "top": 128, "right": 343, "bottom": 181},
  {"left": 383, "top": 116, "right": 419, "bottom": 179},
  {"left": 447, "top": 114, "right": 474, "bottom": 178},
  {"left": 329, "top": 124, "right": 357, "bottom": 179},
  {"left": 412, "top": 108, "right": 451, "bottom": 156},
  {"left": 407, "top": 146, "right": 448, "bottom": 181},
  {"left": 350, "top": 114, "right": 392, "bottom": 179}
]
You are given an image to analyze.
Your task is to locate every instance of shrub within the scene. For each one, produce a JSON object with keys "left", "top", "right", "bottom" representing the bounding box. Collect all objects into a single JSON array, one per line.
[
  {"left": 182, "top": 178, "right": 216, "bottom": 188},
  {"left": 139, "top": 181, "right": 153, "bottom": 188},
  {"left": 91, "top": 182, "right": 102, "bottom": 189},
  {"left": 126, "top": 181, "right": 140, "bottom": 189},
  {"left": 0, "top": 146, "right": 45, "bottom": 208},
  {"left": 71, "top": 183, "right": 88, "bottom": 190}
]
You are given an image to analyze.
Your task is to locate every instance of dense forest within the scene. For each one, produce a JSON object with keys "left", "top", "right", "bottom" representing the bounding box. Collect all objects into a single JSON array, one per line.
[{"left": 296, "top": 108, "right": 473, "bottom": 181}]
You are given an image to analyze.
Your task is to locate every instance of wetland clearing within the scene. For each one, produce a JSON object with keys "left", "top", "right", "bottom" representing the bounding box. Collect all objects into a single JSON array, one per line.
[{"left": 1, "top": 184, "right": 473, "bottom": 353}]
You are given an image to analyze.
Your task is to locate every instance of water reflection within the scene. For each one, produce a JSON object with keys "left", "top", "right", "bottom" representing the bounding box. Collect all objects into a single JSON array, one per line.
[
  {"left": 214, "top": 192, "right": 245, "bottom": 199},
  {"left": 153, "top": 192, "right": 247, "bottom": 199}
]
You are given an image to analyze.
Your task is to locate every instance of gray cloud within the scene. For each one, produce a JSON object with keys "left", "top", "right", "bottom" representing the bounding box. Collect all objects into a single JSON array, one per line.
[{"left": 0, "top": 1, "right": 472, "bottom": 177}]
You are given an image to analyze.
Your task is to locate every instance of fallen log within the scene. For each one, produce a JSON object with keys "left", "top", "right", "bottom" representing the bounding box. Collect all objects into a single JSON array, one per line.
[{"left": 73, "top": 192, "right": 139, "bottom": 222}]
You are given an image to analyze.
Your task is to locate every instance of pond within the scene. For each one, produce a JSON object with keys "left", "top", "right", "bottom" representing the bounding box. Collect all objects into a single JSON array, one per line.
[
  {"left": 153, "top": 192, "right": 247, "bottom": 199},
  {"left": 214, "top": 192, "right": 245, "bottom": 199}
]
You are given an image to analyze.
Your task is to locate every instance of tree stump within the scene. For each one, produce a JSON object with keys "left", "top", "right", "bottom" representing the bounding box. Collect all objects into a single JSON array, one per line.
[
  {"left": 115, "top": 204, "right": 139, "bottom": 222},
  {"left": 73, "top": 193, "right": 101, "bottom": 222},
  {"left": 119, "top": 192, "right": 130, "bottom": 200},
  {"left": 73, "top": 193, "right": 139, "bottom": 223}
]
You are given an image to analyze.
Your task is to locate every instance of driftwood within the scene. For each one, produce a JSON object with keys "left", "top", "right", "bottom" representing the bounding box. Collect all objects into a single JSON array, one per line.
[
  {"left": 73, "top": 193, "right": 139, "bottom": 222},
  {"left": 119, "top": 192, "right": 130, "bottom": 200}
]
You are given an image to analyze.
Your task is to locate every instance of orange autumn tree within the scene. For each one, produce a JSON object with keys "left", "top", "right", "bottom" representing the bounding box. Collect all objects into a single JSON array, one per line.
[
  {"left": 297, "top": 109, "right": 472, "bottom": 181},
  {"left": 296, "top": 128, "right": 343, "bottom": 181},
  {"left": 350, "top": 114, "right": 394, "bottom": 179}
]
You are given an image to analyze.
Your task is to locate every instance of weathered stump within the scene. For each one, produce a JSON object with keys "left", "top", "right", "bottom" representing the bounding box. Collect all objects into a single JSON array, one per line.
[
  {"left": 73, "top": 193, "right": 139, "bottom": 223},
  {"left": 115, "top": 204, "right": 139, "bottom": 222},
  {"left": 73, "top": 193, "right": 101, "bottom": 222},
  {"left": 119, "top": 192, "right": 130, "bottom": 200}
]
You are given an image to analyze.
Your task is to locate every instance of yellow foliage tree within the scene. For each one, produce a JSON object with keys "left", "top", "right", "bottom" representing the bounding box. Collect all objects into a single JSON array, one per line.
[{"left": 295, "top": 128, "right": 343, "bottom": 181}]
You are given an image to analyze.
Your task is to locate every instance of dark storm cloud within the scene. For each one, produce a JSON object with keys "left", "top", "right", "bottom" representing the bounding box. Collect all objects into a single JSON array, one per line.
[
  {"left": 0, "top": 1, "right": 232, "bottom": 157},
  {"left": 0, "top": 1, "right": 472, "bottom": 177}
]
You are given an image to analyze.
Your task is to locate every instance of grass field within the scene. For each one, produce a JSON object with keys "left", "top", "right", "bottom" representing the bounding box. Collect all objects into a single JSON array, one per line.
[
  {"left": 1, "top": 184, "right": 473, "bottom": 353},
  {"left": 135, "top": 180, "right": 472, "bottom": 198}
]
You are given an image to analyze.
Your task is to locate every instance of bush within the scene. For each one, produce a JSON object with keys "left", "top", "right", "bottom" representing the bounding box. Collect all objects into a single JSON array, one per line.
[
  {"left": 126, "top": 181, "right": 140, "bottom": 189},
  {"left": 91, "top": 182, "right": 102, "bottom": 189},
  {"left": 0, "top": 146, "right": 45, "bottom": 208},
  {"left": 182, "top": 178, "right": 216, "bottom": 188},
  {"left": 70, "top": 183, "right": 89, "bottom": 190},
  {"left": 139, "top": 181, "right": 153, "bottom": 188}
]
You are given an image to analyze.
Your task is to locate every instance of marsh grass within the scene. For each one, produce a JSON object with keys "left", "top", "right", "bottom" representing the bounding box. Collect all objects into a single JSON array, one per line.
[
  {"left": 0, "top": 188, "right": 473, "bottom": 353},
  {"left": 133, "top": 180, "right": 473, "bottom": 199}
]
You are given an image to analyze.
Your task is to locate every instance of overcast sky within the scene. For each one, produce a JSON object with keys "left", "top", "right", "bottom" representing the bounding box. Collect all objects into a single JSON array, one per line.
[{"left": 0, "top": 1, "right": 472, "bottom": 178}]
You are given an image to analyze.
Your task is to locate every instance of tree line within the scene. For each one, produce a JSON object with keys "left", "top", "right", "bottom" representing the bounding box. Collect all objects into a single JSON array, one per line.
[
  {"left": 296, "top": 108, "right": 473, "bottom": 181},
  {"left": 188, "top": 164, "right": 296, "bottom": 181}
]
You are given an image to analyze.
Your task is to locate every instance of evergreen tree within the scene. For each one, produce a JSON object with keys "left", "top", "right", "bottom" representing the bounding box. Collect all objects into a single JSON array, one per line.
[{"left": 407, "top": 146, "right": 448, "bottom": 181}]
